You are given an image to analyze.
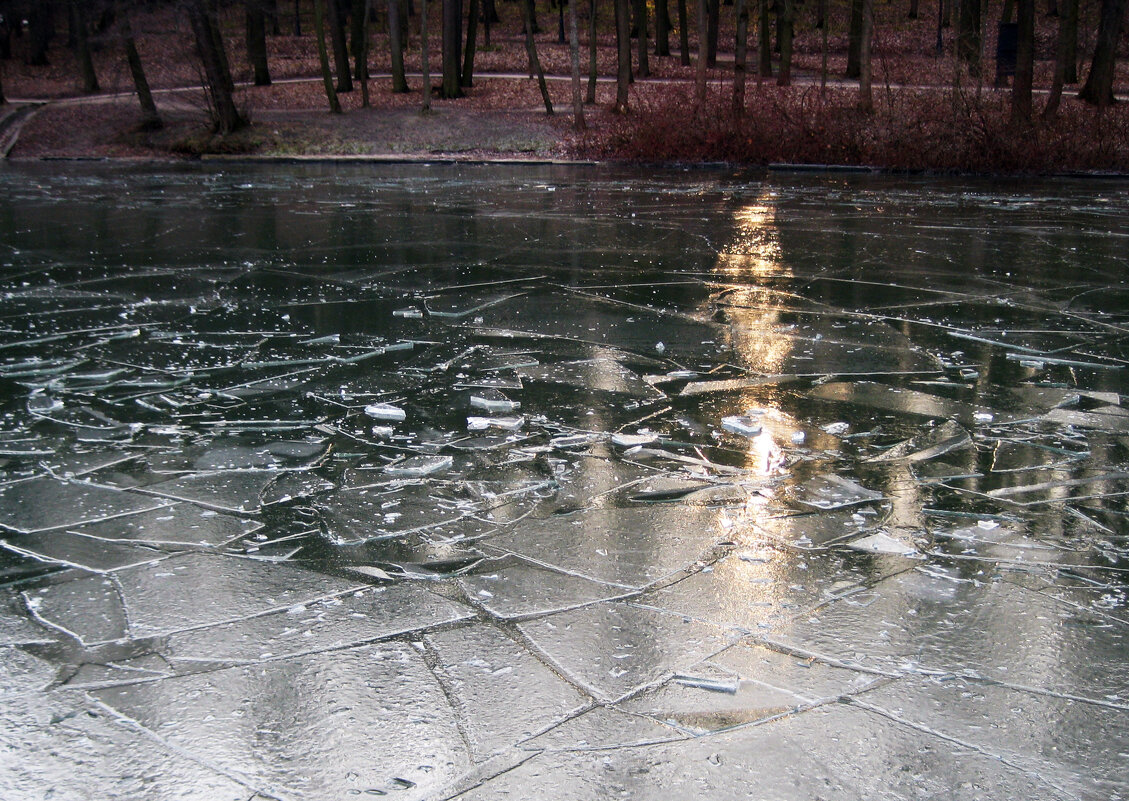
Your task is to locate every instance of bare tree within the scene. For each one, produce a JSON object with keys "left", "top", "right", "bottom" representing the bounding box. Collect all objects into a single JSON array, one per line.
[
  {"left": 521, "top": 0, "right": 553, "bottom": 112},
  {"left": 858, "top": 0, "right": 873, "bottom": 112},
  {"left": 568, "top": 0, "right": 584, "bottom": 128},
  {"left": 1011, "top": 0, "right": 1034, "bottom": 123},
  {"left": 185, "top": 0, "right": 246, "bottom": 133},
  {"left": 733, "top": 0, "right": 748, "bottom": 115},
  {"left": 421, "top": 0, "right": 432, "bottom": 111},
  {"left": 461, "top": 0, "right": 479, "bottom": 87},
  {"left": 69, "top": 0, "right": 99, "bottom": 93},
  {"left": 1078, "top": 0, "right": 1126, "bottom": 106},
  {"left": 246, "top": 0, "right": 272, "bottom": 86},
  {"left": 389, "top": 0, "right": 409, "bottom": 92},
  {"left": 313, "top": 0, "right": 342, "bottom": 111},
  {"left": 615, "top": 0, "right": 630, "bottom": 112},
  {"left": 441, "top": 0, "right": 462, "bottom": 97},
  {"left": 587, "top": 0, "right": 598, "bottom": 102},
  {"left": 118, "top": 0, "right": 161, "bottom": 128}
]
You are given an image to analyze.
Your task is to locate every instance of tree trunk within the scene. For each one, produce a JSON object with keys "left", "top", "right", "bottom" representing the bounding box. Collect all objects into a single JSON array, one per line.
[
  {"left": 615, "top": 0, "right": 630, "bottom": 111},
  {"left": 313, "top": 0, "right": 343, "bottom": 111},
  {"left": 118, "top": 0, "right": 161, "bottom": 128},
  {"left": 655, "top": 0, "right": 670, "bottom": 55},
  {"left": 634, "top": 0, "right": 649, "bottom": 75},
  {"left": 846, "top": 0, "right": 863, "bottom": 78},
  {"left": 360, "top": 0, "right": 371, "bottom": 105},
  {"left": 678, "top": 0, "right": 690, "bottom": 65},
  {"left": 858, "top": 0, "right": 873, "bottom": 111},
  {"left": 70, "top": 0, "right": 99, "bottom": 93},
  {"left": 462, "top": 0, "right": 478, "bottom": 86},
  {"left": 1078, "top": 0, "right": 1126, "bottom": 106},
  {"left": 758, "top": 0, "right": 772, "bottom": 77},
  {"left": 695, "top": 0, "right": 707, "bottom": 105},
  {"left": 957, "top": 0, "right": 981, "bottom": 74},
  {"left": 908, "top": 0, "right": 919, "bottom": 19},
  {"left": 1063, "top": 0, "right": 1078, "bottom": 82},
  {"left": 733, "top": 0, "right": 748, "bottom": 115},
  {"left": 294, "top": 0, "right": 302, "bottom": 35},
  {"left": 706, "top": 0, "right": 719, "bottom": 65},
  {"left": 1012, "top": 0, "right": 1033, "bottom": 123},
  {"left": 441, "top": 0, "right": 463, "bottom": 97},
  {"left": 327, "top": 0, "right": 354, "bottom": 91},
  {"left": 587, "top": 0, "right": 598, "bottom": 102},
  {"left": 421, "top": 0, "right": 431, "bottom": 110},
  {"left": 352, "top": 0, "right": 367, "bottom": 79},
  {"left": 776, "top": 0, "right": 793, "bottom": 85},
  {"left": 246, "top": 0, "right": 272, "bottom": 86},
  {"left": 521, "top": 0, "right": 554, "bottom": 112},
  {"left": 389, "top": 0, "right": 409, "bottom": 90},
  {"left": 568, "top": 0, "right": 585, "bottom": 128},
  {"left": 266, "top": 0, "right": 282, "bottom": 34},
  {"left": 186, "top": 0, "right": 246, "bottom": 132}
]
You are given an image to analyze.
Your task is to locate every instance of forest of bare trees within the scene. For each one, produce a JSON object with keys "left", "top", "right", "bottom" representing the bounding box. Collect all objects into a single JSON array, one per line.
[{"left": 0, "top": 0, "right": 1126, "bottom": 168}]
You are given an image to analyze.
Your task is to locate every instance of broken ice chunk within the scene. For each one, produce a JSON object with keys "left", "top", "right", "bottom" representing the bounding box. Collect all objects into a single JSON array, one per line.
[
  {"left": 865, "top": 420, "right": 971, "bottom": 463},
  {"left": 611, "top": 432, "right": 658, "bottom": 448},
  {"left": 467, "top": 416, "right": 524, "bottom": 432},
  {"left": 822, "top": 422, "right": 850, "bottom": 436},
  {"left": 722, "top": 416, "right": 762, "bottom": 437},
  {"left": 384, "top": 455, "right": 454, "bottom": 478},
  {"left": 791, "top": 474, "right": 885, "bottom": 510},
  {"left": 364, "top": 403, "right": 406, "bottom": 422},
  {"left": 844, "top": 532, "right": 918, "bottom": 557},
  {"left": 469, "top": 389, "right": 521, "bottom": 413}
]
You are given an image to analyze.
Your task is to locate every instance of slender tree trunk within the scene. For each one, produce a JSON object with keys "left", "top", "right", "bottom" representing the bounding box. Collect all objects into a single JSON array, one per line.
[
  {"left": 678, "top": 0, "right": 690, "bottom": 65},
  {"left": 706, "top": 0, "right": 719, "bottom": 65},
  {"left": 118, "top": 0, "right": 161, "bottom": 128},
  {"left": 462, "top": 0, "right": 478, "bottom": 86},
  {"left": 655, "top": 0, "right": 670, "bottom": 55},
  {"left": 957, "top": 0, "right": 981, "bottom": 74},
  {"left": 522, "top": 0, "right": 554, "bottom": 112},
  {"left": 634, "top": 0, "right": 649, "bottom": 75},
  {"left": 909, "top": 0, "right": 919, "bottom": 18},
  {"left": 352, "top": 0, "right": 367, "bottom": 79},
  {"left": 569, "top": 0, "right": 585, "bottom": 128},
  {"left": 1012, "top": 0, "right": 1034, "bottom": 123},
  {"left": 777, "top": 0, "right": 793, "bottom": 85},
  {"left": 186, "top": 0, "right": 246, "bottom": 132},
  {"left": 360, "top": 0, "right": 371, "bottom": 105},
  {"left": 821, "top": 0, "right": 828, "bottom": 88},
  {"left": 847, "top": 0, "right": 863, "bottom": 77},
  {"left": 695, "top": 0, "right": 708, "bottom": 105},
  {"left": 389, "top": 0, "right": 409, "bottom": 91},
  {"left": 858, "top": 0, "right": 873, "bottom": 111},
  {"left": 70, "top": 0, "right": 99, "bottom": 93},
  {"left": 246, "top": 0, "right": 272, "bottom": 86},
  {"left": 313, "top": 0, "right": 342, "bottom": 111},
  {"left": 441, "top": 0, "right": 463, "bottom": 97},
  {"left": 294, "top": 0, "right": 302, "bottom": 34},
  {"left": 615, "top": 0, "right": 631, "bottom": 111},
  {"left": 733, "top": 0, "right": 748, "bottom": 115},
  {"left": 1078, "top": 0, "right": 1126, "bottom": 106},
  {"left": 266, "top": 0, "right": 281, "bottom": 33},
  {"left": 1063, "top": 0, "right": 1078, "bottom": 82},
  {"left": 421, "top": 0, "right": 432, "bottom": 110},
  {"left": 758, "top": 0, "right": 772, "bottom": 77},
  {"left": 587, "top": 0, "right": 598, "bottom": 102},
  {"left": 327, "top": 0, "right": 354, "bottom": 91}
]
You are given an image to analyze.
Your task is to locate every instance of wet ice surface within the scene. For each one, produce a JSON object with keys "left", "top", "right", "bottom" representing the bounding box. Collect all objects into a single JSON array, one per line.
[{"left": 1, "top": 164, "right": 1128, "bottom": 801}]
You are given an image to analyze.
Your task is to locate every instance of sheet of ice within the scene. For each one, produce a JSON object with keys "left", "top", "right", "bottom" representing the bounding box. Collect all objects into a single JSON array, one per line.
[
  {"left": 789, "top": 474, "right": 886, "bottom": 510},
  {"left": 67, "top": 503, "right": 262, "bottom": 548},
  {"left": 0, "top": 477, "right": 171, "bottom": 534},
  {"left": 139, "top": 470, "right": 279, "bottom": 514},
  {"left": 458, "top": 559, "right": 636, "bottom": 619},
  {"left": 93, "top": 643, "right": 470, "bottom": 800},
  {"left": 2, "top": 531, "right": 167, "bottom": 572},
  {"left": 25, "top": 552, "right": 365, "bottom": 644},
  {"left": 518, "top": 601, "right": 734, "bottom": 702}
]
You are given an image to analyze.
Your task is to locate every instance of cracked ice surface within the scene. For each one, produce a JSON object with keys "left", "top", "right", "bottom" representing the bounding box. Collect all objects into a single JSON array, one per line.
[{"left": 1, "top": 164, "right": 1128, "bottom": 800}]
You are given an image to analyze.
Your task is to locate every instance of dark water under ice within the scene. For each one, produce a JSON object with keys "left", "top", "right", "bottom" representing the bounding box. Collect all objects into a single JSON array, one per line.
[{"left": 1, "top": 163, "right": 1127, "bottom": 800}]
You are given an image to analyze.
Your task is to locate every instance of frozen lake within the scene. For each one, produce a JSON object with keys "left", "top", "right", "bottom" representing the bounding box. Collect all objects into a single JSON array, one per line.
[{"left": 1, "top": 163, "right": 1127, "bottom": 800}]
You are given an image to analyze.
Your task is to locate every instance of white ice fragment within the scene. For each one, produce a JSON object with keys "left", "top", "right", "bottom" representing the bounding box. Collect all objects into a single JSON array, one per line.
[
  {"left": 469, "top": 390, "right": 521, "bottom": 413},
  {"left": 550, "top": 433, "right": 597, "bottom": 449},
  {"left": 846, "top": 532, "right": 917, "bottom": 557},
  {"left": 722, "top": 415, "right": 762, "bottom": 437},
  {"left": 976, "top": 519, "right": 1000, "bottom": 530},
  {"left": 371, "top": 425, "right": 395, "bottom": 438},
  {"left": 972, "top": 411, "right": 994, "bottom": 423},
  {"left": 384, "top": 455, "right": 453, "bottom": 477},
  {"left": 467, "top": 416, "right": 525, "bottom": 431},
  {"left": 364, "top": 403, "right": 406, "bottom": 422},
  {"left": 655, "top": 342, "right": 665, "bottom": 354},
  {"left": 791, "top": 431, "right": 807, "bottom": 444},
  {"left": 393, "top": 307, "right": 424, "bottom": 318},
  {"left": 822, "top": 422, "right": 850, "bottom": 436},
  {"left": 611, "top": 432, "right": 658, "bottom": 448}
]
